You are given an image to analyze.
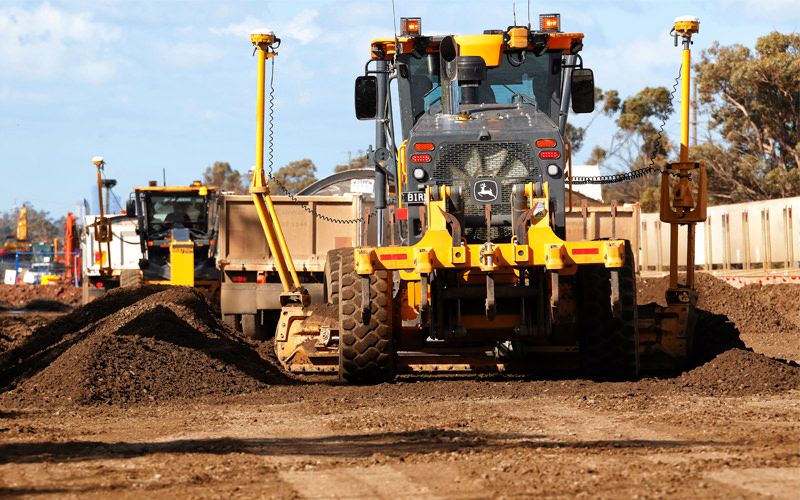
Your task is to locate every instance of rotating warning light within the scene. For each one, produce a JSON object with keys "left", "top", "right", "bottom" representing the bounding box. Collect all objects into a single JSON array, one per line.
[
  {"left": 539, "top": 13, "right": 560, "bottom": 32},
  {"left": 401, "top": 17, "right": 422, "bottom": 36}
]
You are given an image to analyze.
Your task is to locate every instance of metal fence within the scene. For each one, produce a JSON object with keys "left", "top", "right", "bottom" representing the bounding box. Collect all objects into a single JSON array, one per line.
[
  {"left": 1, "top": 251, "right": 81, "bottom": 286},
  {"left": 640, "top": 196, "right": 800, "bottom": 272}
]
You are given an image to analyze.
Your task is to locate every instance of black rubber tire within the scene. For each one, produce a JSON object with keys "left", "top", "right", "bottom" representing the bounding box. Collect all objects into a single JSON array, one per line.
[
  {"left": 119, "top": 269, "right": 143, "bottom": 288},
  {"left": 241, "top": 314, "right": 258, "bottom": 339},
  {"left": 222, "top": 314, "right": 240, "bottom": 332},
  {"left": 338, "top": 248, "right": 395, "bottom": 384},
  {"left": 578, "top": 242, "right": 640, "bottom": 381},
  {"left": 325, "top": 248, "right": 347, "bottom": 305}
]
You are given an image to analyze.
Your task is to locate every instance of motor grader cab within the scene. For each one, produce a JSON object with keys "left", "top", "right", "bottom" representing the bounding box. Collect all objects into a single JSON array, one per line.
[
  {"left": 260, "top": 14, "right": 706, "bottom": 383},
  {"left": 124, "top": 181, "right": 219, "bottom": 289}
]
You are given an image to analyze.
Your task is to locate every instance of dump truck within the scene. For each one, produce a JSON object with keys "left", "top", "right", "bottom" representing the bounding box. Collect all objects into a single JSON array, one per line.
[
  {"left": 123, "top": 181, "right": 219, "bottom": 291},
  {"left": 252, "top": 15, "right": 706, "bottom": 383},
  {"left": 216, "top": 170, "right": 377, "bottom": 338}
]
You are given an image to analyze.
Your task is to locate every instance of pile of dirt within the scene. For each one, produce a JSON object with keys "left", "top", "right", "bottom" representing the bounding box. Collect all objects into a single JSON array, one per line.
[
  {"left": 0, "top": 284, "right": 81, "bottom": 310},
  {"left": 0, "top": 314, "right": 54, "bottom": 354},
  {"left": 638, "top": 273, "right": 800, "bottom": 362},
  {"left": 1, "top": 286, "right": 290, "bottom": 406},
  {"left": 672, "top": 348, "right": 800, "bottom": 396}
]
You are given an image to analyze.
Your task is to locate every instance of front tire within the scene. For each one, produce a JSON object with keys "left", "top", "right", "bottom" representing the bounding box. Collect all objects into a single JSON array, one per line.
[
  {"left": 578, "top": 241, "right": 640, "bottom": 381},
  {"left": 337, "top": 249, "right": 395, "bottom": 384}
]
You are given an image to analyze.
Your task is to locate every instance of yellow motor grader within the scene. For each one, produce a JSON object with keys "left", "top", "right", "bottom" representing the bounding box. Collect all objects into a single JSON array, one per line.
[{"left": 249, "top": 14, "right": 706, "bottom": 383}]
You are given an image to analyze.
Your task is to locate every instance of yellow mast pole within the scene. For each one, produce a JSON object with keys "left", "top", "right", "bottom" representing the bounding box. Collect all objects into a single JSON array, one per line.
[
  {"left": 250, "top": 32, "right": 301, "bottom": 292},
  {"left": 673, "top": 16, "right": 700, "bottom": 290},
  {"left": 92, "top": 156, "right": 112, "bottom": 277}
]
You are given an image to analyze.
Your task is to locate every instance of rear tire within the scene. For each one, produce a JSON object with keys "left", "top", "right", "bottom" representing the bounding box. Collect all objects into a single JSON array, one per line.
[
  {"left": 241, "top": 312, "right": 273, "bottom": 340},
  {"left": 120, "top": 269, "right": 143, "bottom": 288},
  {"left": 325, "top": 248, "right": 346, "bottom": 305},
  {"left": 578, "top": 242, "right": 640, "bottom": 381},
  {"left": 338, "top": 248, "right": 395, "bottom": 384},
  {"left": 222, "top": 314, "right": 240, "bottom": 332}
]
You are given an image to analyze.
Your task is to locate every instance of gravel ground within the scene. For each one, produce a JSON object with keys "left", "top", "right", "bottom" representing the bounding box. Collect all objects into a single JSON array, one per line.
[{"left": 1, "top": 276, "right": 799, "bottom": 498}]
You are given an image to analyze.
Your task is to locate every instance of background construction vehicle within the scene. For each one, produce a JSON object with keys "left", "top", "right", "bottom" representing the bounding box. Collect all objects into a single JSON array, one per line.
[
  {"left": 256, "top": 14, "right": 706, "bottom": 383},
  {"left": 124, "top": 181, "right": 219, "bottom": 291},
  {"left": 216, "top": 169, "right": 379, "bottom": 339}
]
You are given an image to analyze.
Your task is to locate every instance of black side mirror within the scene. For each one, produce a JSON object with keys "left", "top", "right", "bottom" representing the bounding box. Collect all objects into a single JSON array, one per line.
[
  {"left": 355, "top": 76, "right": 378, "bottom": 120},
  {"left": 571, "top": 68, "right": 595, "bottom": 114},
  {"left": 126, "top": 198, "right": 137, "bottom": 217}
]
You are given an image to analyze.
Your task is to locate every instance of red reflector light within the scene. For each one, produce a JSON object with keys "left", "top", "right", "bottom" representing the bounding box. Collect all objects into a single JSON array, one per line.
[
  {"left": 410, "top": 153, "right": 432, "bottom": 163},
  {"left": 231, "top": 276, "right": 248, "bottom": 283},
  {"left": 539, "top": 150, "right": 560, "bottom": 159},
  {"left": 572, "top": 248, "right": 599, "bottom": 255},
  {"left": 535, "top": 139, "right": 557, "bottom": 148},
  {"left": 396, "top": 207, "right": 408, "bottom": 220},
  {"left": 413, "top": 142, "right": 435, "bottom": 151},
  {"left": 95, "top": 281, "right": 103, "bottom": 288},
  {"left": 256, "top": 273, "right": 266, "bottom": 284},
  {"left": 380, "top": 253, "right": 407, "bottom": 261}
]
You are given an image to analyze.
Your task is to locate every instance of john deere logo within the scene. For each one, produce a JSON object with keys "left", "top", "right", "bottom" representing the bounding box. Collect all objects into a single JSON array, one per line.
[{"left": 472, "top": 178, "right": 499, "bottom": 204}]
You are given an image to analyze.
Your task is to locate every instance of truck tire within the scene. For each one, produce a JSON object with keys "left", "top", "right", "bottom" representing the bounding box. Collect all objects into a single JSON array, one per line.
[
  {"left": 578, "top": 242, "right": 640, "bottom": 381},
  {"left": 120, "top": 269, "right": 143, "bottom": 288},
  {"left": 338, "top": 249, "right": 395, "bottom": 384},
  {"left": 222, "top": 314, "right": 240, "bottom": 332},
  {"left": 241, "top": 313, "right": 262, "bottom": 340},
  {"left": 325, "top": 248, "right": 348, "bottom": 305}
]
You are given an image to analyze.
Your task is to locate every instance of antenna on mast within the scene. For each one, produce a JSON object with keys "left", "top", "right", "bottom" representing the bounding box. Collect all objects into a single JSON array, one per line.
[
  {"left": 527, "top": 0, "right": 531, "bottom": 28},
  {"left": 513, "top": 2, "right": 517, "bottom": 25},
  {"left": 391, "top": 0, "right": 398, "bottom": 40}
]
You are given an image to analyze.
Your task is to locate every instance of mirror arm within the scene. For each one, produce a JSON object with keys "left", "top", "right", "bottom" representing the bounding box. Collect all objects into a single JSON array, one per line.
[
  {"left": 364, "top": 59, "right": 393, "bottom": 76},
  {"left": 560, "top": 54, "right": 584, "bottom": 69}
]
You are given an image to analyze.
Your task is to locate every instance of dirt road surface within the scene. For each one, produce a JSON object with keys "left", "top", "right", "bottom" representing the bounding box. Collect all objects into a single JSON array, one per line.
[{"left": 1, "top": 282, "right": 799, "bottom": 498}]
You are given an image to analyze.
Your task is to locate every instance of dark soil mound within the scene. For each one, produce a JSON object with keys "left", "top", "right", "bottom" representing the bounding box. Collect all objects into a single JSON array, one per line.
[
  {"left": 638, "top": 273, "right": 800, "bottom": 361},
  {"left": 1, "top": 286, "right": 290, "bottom": 406},
  {"left": 0, "top": 315, "right": 53, "bottom": 354},
  {"left": 674, "top": 348, "right": 800, "bottom": 396}
]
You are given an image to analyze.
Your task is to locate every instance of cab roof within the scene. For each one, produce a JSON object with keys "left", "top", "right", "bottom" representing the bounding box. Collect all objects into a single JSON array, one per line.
[{"left": 369, "top": 31, "right": 584, "bottom": 62}]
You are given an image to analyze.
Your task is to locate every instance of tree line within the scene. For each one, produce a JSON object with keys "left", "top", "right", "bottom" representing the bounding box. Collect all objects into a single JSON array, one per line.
[{"left": 573, "top": 31, "right": 798, "bottom": 211}]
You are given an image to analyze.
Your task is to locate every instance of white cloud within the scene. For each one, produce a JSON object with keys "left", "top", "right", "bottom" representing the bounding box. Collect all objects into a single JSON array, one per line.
[
  {"left": 159, "top": 42, "right": 224, "bottom": 68},
  {"left": 0, "top": 2, "right": 121, "bottom": 84},
  {"left": 719, "top": 0, "right": 800, "bottom": 21},
  {"left": 210, "top": 9, "right": 321, "bottom": 45}
]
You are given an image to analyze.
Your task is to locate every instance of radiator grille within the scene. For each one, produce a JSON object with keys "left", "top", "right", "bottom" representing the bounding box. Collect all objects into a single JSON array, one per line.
[{"left": 433, "top": 142, "right": 538, "bottom": 241}]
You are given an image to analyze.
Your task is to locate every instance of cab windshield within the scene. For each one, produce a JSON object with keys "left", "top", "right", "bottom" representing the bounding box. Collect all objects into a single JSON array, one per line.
[
  {"left": 400, "top": 51, "right": 562, "bottom": 123},
  {"left": 146, "top": 193, "right": 208, "bottom": 232}
]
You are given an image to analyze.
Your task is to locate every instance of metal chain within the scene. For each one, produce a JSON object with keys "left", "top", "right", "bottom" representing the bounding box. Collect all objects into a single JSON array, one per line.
[
  {"left": 571, "top": 63, "right": 682, "bottom": 185},
  {"left": 262, "top": 57, "right": 374, "bottom": 225}
]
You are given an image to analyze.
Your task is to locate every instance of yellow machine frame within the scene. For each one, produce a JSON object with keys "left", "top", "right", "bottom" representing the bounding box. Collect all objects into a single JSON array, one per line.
[{"left": 264, "top": 16, "right": 708, "bottom": 377}]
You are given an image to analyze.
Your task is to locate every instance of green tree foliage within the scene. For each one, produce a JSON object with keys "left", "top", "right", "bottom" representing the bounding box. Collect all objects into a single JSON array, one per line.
[
  {"left": 270, "top": 159, "right": 318, "bottom": 193},
  {"left": 334, "top": 152, "right": 370, "bottom": 172},
  {"left": 588, "top": 86, "right": 674, "bottom": 211},
  {"left": 694, "top": 32, "right": 799, "bottom": 203},
  {"left": 0, "top": 204, "right": 64, "bottom": 244},
  {"left": 202, "top": 161, "right": 247, "bottom": 194}
]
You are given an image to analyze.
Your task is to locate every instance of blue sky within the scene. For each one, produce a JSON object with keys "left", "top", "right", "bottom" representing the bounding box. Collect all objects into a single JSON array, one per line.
[{"left": 1, "top": 0, "right": 797, "bottom": 216}]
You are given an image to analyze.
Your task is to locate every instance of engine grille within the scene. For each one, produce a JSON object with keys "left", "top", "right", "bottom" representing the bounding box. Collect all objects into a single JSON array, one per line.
[{"left": 433, "top": 142, "right": 538, "bottom": 241}]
